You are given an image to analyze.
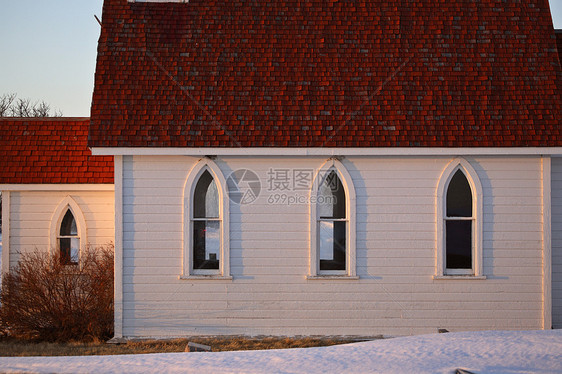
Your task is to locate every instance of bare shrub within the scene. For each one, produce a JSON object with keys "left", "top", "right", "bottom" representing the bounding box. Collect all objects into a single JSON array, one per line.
[
  {"left": 0, "top": 93, "right": 16, "bottom": 117},
  {"left": 0, "top": 93, "right": 62, "bottom": 117},
  {"left": 0, "top": 245, "right": 114, "bottom": 342}
]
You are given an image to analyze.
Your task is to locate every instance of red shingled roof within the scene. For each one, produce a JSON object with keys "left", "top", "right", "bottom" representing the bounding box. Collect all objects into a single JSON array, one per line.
[
  {"left": 555, "top": 30, "right": 562, "bottom": 90},
  {"left": 0, "top": 118, "right": 113, "bottom": 184},
  {"left": 90, "top": 0, "right": 562, "bottom": 148}
]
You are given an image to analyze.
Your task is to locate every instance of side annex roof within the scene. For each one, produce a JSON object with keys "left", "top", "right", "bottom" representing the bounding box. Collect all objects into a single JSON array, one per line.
[{"left": 0, "top": 118, "right": 114, "bottom": 184}]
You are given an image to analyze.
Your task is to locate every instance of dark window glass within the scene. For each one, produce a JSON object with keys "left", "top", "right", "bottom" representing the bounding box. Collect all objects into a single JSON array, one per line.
[
  {"left": 446, "top": 220, "right": 472, "bottom": 269},
  {"left": 193, "top": 170, "right": 219, "bottom": 219},
  {"left": 318, "top": 171, "right": 346, "bottom": 271},
  {"left": 318, "top": 171, "right": 346, "bottom": 219},
  {"left": 60, "top": 209, "right": 78, "bottom": 236},
  {"left": 60, "top": 238, "right": 71, "bottom": 265},
  {"left": 193, "top": 220, "right": 220, "bottom": 270},
  {"left": 193, "top": 170, "right": 220, "bottom": 270},
  {"left": 319, "top": 220, "right": 346, "bottom": 271},
  {"left": 446, "top": 169, "right": 472, "bottom": 217},
  {"left": 59, "top": 209, "right": 78, "bottom": 265}
]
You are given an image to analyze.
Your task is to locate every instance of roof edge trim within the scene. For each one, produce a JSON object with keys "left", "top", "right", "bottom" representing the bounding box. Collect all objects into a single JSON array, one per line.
[
  {"left": 0, "top": 117, "right": 89, "bottom": 122},
  {"left": 0, "top": 184, "right": 115, "bottom": 191},
  {"left": 90, "top": 147, "right": 562, "bottom": 157},
  {"left": 128, "top": 0, "right": 188, "bottom": 3}
]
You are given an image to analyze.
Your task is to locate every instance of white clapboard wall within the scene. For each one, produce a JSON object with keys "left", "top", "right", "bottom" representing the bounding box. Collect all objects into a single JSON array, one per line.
[{"left": 121, "top": 155, "right": 544, "bottom": 337}]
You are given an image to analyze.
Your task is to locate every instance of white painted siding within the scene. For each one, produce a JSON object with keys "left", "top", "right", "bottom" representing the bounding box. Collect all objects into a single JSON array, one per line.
[
  {"left": 122, "top": 156, "right": 544, "bottom": 337},
  {"left": 8, "top": 190, "right": 114, "bottom": 268},
  {"left": 552, "top": 157, "right": 562, "bottom": 328}
]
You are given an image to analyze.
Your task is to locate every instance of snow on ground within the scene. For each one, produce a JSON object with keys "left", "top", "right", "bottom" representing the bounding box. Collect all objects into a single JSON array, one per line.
[{"left": 1, "top": 330, "right": 561, "bottom": 374}]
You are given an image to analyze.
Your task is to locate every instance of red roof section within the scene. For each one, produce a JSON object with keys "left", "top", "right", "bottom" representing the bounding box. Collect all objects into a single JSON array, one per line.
[
  {"left": 555, "top": 30, "right": 562, "bottom": 92},
  {"left": 0, "top": 118, "right": 113, "bottom": 184},
  {"left": 90, "top": 0, "right": 562, "bottom": 148}
]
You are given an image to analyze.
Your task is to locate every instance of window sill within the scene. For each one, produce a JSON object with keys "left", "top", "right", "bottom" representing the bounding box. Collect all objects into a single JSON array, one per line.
[
  {"left": 179, "top": 275, "right": 233, "bottom": 281},
  {"left": 306, "top": 275, "right": 360, "bottom": 281},
  {"left": 433, "top": 275, "right": 486, "bottom": 280}
]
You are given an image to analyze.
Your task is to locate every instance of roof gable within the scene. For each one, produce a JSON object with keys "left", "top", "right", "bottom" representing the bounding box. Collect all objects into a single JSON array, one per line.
[
  {"left": 90, "top": 0, "right": 562, "bottom": 148},
  {"left": 0, "top": 118, "right": 114, "bottom": 184}
]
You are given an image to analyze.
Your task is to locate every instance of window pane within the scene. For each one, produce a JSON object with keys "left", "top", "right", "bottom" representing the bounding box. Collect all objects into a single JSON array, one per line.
[
  {"left": 193, "top": 220, "right": 220, "bottom": 270},
  {"left": 319, "top": 221, "right": 334, "bottom": 260},
  {"left": 71, "top": 238, "right": 80, "bottom": 264},
  {"left": 60, "top": 238, "right": 78, "bottom": 265},
  {"left": 318, "top": 171, "right": 346, "bottom": 219},
  {"left": 206, "top": 180, "right": 219, "bottom": 217},
  {"left": 319, "top": 220, "right": 346, "bottom": 271},
  {"left": 318, "top": 182, "right": 333, "bottom": 219},
  {"left": 60, "top": 209, "right": 77, "bottom": 236},
  {"left": 194, "top": 170, "right": 219, "bottom": 219},
  {"left": 447, "top": 169, "right": 472, "bottom": 217},
  {"left": 60, "top": 238, "right": 71, "bottom": 264},
  {"left": 446, "top": 220, "right": 472, "bottom": 269}
]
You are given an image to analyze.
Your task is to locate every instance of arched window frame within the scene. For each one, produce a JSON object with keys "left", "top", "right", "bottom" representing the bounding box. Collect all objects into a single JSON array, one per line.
[
  {"left": 182, "top": 158, "right": 231, "bottom": 279},
  {"left": 436, "top": 158, "right": 484, "bottom": 278},
  {"left": 308, "top": 158, "right": 357, "bottom": 279},
  {"left": 49, "top": 196, "right": 87, "bottom": 266}
]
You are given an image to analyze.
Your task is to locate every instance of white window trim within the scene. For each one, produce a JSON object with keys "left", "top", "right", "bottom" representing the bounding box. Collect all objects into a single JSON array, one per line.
[
  {"left": 435, "top": 158, "right": 484, "bottom": 279},
  {"left": 181, "top": 158, "right": 231, "bottom": 280},
  {"left": 92, "top": 146, "right": 562, "bottom": 157},
  {"left": 49, "top": 196, "right": 87, "bottom": 265},
  {"left": 308, "top": 158, "right": 357, "bottom": 279}
]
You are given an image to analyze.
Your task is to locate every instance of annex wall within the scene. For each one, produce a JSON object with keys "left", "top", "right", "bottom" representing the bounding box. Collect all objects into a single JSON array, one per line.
[
  {"left": 121, "top": 155, "right": 545, "bottom": 337},
  {"left": 6, "top": 189, "right": 114, "bottom": 269}
]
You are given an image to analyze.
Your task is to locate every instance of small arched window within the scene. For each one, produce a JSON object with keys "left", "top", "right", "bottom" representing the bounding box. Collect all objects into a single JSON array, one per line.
[
  {"left": 51, "top": 196, "right": 86, "bottom": 266},
  {"left": 192, "top": 170, "right": 220, "bottom": 270},
  {"left": 182, "top": 159, "right": 230, "bottom": 279},
  {"left": 309, "top": 159, "right": 357, "bottom": 279},
  {"left": 436, "top": 159, "right": 483, "bottom": 278},
  {"left": 59, "top": 209, "right": 79, "bottom": 265}
]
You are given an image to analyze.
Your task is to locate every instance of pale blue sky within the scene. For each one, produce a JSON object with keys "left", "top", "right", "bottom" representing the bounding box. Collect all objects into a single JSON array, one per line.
[
  {"left": 0, "top": 1, "right": 103, "bottom": 117},
  {"left": 0, "top": 0, "right": 561, "bottom": 117}
]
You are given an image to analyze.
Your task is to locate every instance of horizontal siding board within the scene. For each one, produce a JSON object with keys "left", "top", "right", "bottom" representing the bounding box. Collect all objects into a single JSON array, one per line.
[
  {"left": 121, "top": 306, "right": 541, "bottom": 322},
  {"left": 122, "top": 279, "right": 543, "bottom": 298},
  {"left": 124, "top": 204, "right": 182, "bottom": 215}
]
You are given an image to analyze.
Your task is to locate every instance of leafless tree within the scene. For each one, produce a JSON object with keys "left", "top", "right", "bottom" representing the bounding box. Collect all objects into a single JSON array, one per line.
[
  {"left": 0, "top": 93, "right": 62, "bottom": 117},
  {"left": 13, "top": 98, "right": 34, "bottom": 117},
  {"left": 33, "top": 101, "right": 53, "bottom": 117},
  {"left": 0, "top": 93, "right": 16, "bottom": 117}
]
